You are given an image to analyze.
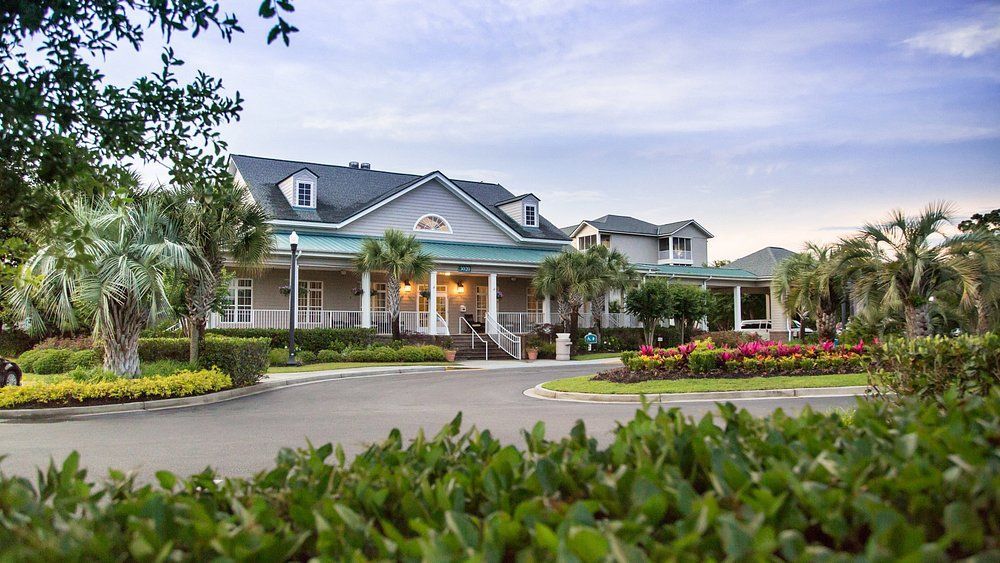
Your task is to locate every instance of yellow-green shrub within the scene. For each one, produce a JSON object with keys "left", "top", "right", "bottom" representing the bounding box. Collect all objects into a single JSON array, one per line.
[{"left": 0, "top": 369, "right": 231, "bottom": 409}]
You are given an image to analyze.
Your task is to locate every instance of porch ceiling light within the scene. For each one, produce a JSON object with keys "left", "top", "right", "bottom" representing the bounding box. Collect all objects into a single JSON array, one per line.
[
  {"left": 456, "top": 282, "right": 464, "bottom": 294},
  {"left": 402, "top": 281, "right": 412, "bottom": 292}
]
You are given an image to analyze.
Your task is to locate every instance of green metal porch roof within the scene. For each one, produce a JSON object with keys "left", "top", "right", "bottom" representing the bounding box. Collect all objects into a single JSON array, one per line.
[
  {"left": 634, "top": 263, "right": 761, "bottom": 280},
  {"left": 274, "top": 232, "right": 568, "bottom": 265}
]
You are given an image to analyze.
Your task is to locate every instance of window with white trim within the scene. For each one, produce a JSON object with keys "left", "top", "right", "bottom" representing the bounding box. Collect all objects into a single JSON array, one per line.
[
  {"left": 524, "top": 204, "right": 537, "bottom": 227},
  {"left": 296, "top": 181, "right": 314, "bottom": 207},
  {"left": 414, "top": 214, "right": 452, "bottom": 233},
  {"left": 526, "top": 289, "right": 542, "bottom": 316},
  {"left": 222, "top": 279, "right": 252, "bottom": 323},
  {"left": 371, "top": 283, "right": 387, "bottom": 311},
  {"left": 298, "top": 280, "right": 323, "bottom": 323},
  {"left": 476, "top": 285, "right": 488, "bottom": 322},
  {"left": 578, "top": 234, "right": 598, "bottom": 250},
  {"left": 672, "top": 237, "right": 692, "bottom": 261}
]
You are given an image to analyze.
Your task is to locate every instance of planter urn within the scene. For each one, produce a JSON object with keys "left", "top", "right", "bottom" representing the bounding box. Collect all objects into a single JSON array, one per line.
[
  {"left": 526, "top": 348, "right": 539, "bottom": 361},
  {"left": 444, "top": 350, "right": 458, "bottom": 362}
]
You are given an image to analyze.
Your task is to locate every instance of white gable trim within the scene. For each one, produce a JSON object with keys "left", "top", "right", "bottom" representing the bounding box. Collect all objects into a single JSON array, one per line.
[
  {"left": 660, "top": 220, "right": 715, "bottom": 238},
  {"left": 271, "top": 172, "right": 567, "bottom": 246},
  {"left": 567, "top": 221, "right": 597, "bottom": 239}
]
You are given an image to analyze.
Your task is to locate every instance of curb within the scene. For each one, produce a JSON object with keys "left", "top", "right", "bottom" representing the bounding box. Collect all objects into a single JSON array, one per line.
[
  {"left": 0, "top": 366, "right": 448, "bottom": 421},
  {"left": 527, "top": 383, "right": 870, "bottom": 404}
]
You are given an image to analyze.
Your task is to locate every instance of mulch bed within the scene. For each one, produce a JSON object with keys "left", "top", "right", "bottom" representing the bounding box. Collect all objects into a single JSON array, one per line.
[{"left": 594, "top": 367, "right": 862, "bottom": 384}]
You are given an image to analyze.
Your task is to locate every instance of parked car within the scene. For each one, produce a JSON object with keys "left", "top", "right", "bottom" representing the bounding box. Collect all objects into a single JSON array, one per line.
[
  {"left": 738, "top": 319, "right": 813, "bottom": 339},
  {"left": 0, "top": 358, "right": 22, "bottom": 387}
]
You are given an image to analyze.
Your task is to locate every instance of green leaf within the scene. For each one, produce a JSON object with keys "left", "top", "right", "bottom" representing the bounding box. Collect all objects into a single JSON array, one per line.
[{"left": 567, "top": 526, "right": 608, "bottom": 563}]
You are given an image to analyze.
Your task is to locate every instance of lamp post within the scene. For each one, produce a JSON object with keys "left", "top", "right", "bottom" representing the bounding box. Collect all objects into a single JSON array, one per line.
[{"left": 287, "top": 231, "right": 299, "bottom": 365}]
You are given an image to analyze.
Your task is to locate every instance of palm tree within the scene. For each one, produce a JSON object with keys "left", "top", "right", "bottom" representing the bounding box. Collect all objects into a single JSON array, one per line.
[
  {"left": 161, "top": 181, "right": 272, "bottom": 364},
  {"left": 532, "top": 250, "right": 605, "bottom": 340},
  {"left": 585, "top": 245, "right": 640, "bottom": 334},
  {"left": 837, "top": 202, "right": 986, "bottom": 338},
  {"left": 355, "top": 229, "right": 435, "bottom": 340},
  {"left": 771, "top": 243, "right": 839, "bottom": 340},
  {"left": 8, "top": 196, "right": 195, "bottom": 376}
]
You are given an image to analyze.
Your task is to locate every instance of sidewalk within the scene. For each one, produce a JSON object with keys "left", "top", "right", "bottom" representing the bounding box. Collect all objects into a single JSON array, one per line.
[{"left": 456, "top": 357, "right": 621, "bottom": 370}]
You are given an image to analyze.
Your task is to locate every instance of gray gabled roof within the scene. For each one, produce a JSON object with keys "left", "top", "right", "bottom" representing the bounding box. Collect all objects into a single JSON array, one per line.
[
  {"left": 724, "top": 247, "right": 796, "bottom": 277},
  {"left": 230, "top": 155, "right": 569, "bottom": 241},
  {"left": 574, "top": 214, "right": 713, "bottom": 238}
]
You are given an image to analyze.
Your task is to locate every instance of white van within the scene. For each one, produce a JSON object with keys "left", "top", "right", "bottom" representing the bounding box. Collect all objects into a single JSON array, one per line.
[{"left": 738, "top": 319, "right": 812, "bottom": 339}]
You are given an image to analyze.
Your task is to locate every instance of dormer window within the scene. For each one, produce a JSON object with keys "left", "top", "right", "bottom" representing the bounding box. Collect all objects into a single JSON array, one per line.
[
  {"left": 414, "top": 214, "right": 452, "bottom": 233},
  {"left": 296, "top": 181, "right": 314, "bottom": 207},
  {"left": 524, "top": 204, "right": 538, "bottom": 227}
]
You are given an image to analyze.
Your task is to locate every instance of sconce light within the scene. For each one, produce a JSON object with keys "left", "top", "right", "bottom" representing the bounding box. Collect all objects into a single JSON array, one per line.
[
  {"left": 455, "top": 282, "right": 465, "bottom": 294},
  {"left": 402, "top": 281, "right": 412, "bottom": 292}
]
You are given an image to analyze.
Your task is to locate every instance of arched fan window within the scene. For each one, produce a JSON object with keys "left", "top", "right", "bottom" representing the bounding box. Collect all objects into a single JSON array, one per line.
[{"left": 414, "top": 214, "right": 452, "bottom": 233}]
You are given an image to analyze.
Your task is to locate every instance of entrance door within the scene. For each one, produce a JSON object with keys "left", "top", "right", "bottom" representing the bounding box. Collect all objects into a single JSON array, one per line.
[
  {"left": 476, "top": 285, "right": 488, "bottom": 322},
  {"left": 417, "top": 284, "right": 448, "bottom": 330}
]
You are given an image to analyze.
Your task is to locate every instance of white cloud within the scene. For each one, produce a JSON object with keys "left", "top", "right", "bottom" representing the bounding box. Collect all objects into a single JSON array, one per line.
[{"left": 904, "top": 13, "right": 1000, "bottom": 57}]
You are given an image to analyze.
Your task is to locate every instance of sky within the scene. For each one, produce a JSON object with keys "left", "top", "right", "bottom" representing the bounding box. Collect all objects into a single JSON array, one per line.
[{"left": 119, "top": 0, "right": 999, "bottom": 260}]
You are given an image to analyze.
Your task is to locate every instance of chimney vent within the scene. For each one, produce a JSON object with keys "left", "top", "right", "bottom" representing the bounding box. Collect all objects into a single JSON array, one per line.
[
  {"left": 360, "top": 162, "right": 371, "bottom": 170},
  {"left": 349, "top": 161, "right": 360, "bottom": 169}
]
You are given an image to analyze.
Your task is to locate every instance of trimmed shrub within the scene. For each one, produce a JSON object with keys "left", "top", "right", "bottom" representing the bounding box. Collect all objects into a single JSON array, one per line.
[
  {"left": 295, "top": 350, "right": 317, "bottom": 365},
  {"left": 199, "top": 336, "right": 270, "bottom": 387},
  {"left": 0, "top": 369, "right": 231, "bottom": 409},
  {"left": 870, "top": 333, "right": 999, "bottom": 401},
  {"left": 66, "top": 349, "right": 99, "bottom": 370},
  {"left": 268, "top": 348, "right": 289, "bottom": 365},
  {"left": 687, "top": 349, "right": 719, "bottom": 373},
  {"left": 0, "top": 330, "right": 38, "bottom": 357},
  {"left": 206, "top": 328, "right": 376, "bottom": 352},
  {"left": 537, "top": 342, "right": 556, "bottom": 359},
  {"left": 317, "top": 349, "right": 343, "bottom": 363},
  {"left": 31, "top": 349, "right": 74, "bottom": 375},
  {"left": 33, "top": 335, "right": 94, "bottom": 351},
  {"left": 0, "top": 391, "right": 997, "bottom": 559},
  {"left": 138, "top": 338, "right": 189, "bottom": 363}
]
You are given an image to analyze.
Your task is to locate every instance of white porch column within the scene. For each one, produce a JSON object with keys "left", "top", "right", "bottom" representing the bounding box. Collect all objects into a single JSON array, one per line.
[
  {"left": 488, "top": 273, "right": 498, "bottom": 329},
  {"left": 765, "top": 291, "right": 771, "bottom": 320},
  {"left": 360, "top": 271, "right": 372, "bottom": 328},
  {"left": 428, "top": 270, "right": 438, "bottom": 336},
  {"left": 543, "top": 294, "right": 552, "bottom": 324},
  {"left": 733, "top": 285, "right": 742, "bottom": 330},
  {"left": 700, "top": 281, "right": 709, "bottom": 330}
]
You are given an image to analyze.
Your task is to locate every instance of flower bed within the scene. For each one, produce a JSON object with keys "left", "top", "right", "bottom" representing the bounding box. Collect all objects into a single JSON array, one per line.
[
  {"left": 603, "top": 338, "right": 871, "bottom": 382},
  {"left": 0, "top": 369, "right": 232, "bottom": 409}
]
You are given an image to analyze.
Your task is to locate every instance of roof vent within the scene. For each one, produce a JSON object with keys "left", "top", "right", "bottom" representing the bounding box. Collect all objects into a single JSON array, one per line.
[
  {"left": 360, "top": 162, "right": 371, "bottom": 170},
  {"left": 349, "top": 161, "right": 360, "bottom": 169}
]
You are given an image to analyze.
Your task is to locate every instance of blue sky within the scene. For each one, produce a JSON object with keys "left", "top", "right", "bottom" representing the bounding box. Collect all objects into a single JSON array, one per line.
[{"left": 125, "top": 0, "right": 999, "bottom": 260}]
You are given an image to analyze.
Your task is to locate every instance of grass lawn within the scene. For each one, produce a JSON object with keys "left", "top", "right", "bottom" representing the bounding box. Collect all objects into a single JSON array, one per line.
[
  {"left": 267, "top": 361, "right": 447, "bottom": 374},
  {"left": 542, "top": 373, "right": 868, "bottom": 394},
  {"left": 571, "top": 352, "right": 622, "bottom": 361}
]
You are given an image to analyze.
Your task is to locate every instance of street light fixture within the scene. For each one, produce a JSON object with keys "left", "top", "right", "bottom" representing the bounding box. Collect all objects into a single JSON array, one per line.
[{"left": 287, "top": 231, "right": 299, "bottom": 366}]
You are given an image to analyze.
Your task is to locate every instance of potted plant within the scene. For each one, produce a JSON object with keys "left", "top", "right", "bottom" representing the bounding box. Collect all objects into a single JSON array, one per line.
[
  {"left": 441, "top": 337, "right": 457, "bottom": 362},
  {"left": 351, "top": 286, "right": 364, "bottom": 296},
  {"left": 525, "top": 335, "right": 540, "bottom": 361},
  {"left": 420, "top": 289, "right": 431, "bottom": 299},
  {"left": 279, "top": 285, "right": 291, "bottom": 296}
]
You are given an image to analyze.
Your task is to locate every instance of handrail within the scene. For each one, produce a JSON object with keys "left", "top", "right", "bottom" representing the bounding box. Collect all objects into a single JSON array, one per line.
[
  {"left": 459, "top": 317, "right": 488, "bottom": 360},
  {"left": 434, "top": 311, "right": 451, "bottom": 335},
  {"left": 485, "top": 313, "right": 521, "bottom": 360}
]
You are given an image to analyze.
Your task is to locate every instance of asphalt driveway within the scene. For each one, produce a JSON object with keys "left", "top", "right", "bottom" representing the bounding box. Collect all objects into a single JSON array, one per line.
[{"left": 0, "top": 364, "right": 860, "bottom": 479}]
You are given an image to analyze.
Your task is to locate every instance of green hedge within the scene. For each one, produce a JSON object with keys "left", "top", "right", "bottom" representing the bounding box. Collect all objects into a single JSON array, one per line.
[
  {"left": 206, "top": 328, "right": 377, "bottom": 352},
  {"left": 342, "top": 345, "right": 445, "bottom": 363},
  {"left": 0, "top": 330, "right": 39, "bottom": 357},
  {"left": 0, "top": 369, "right": 231, "bottom": 409},
  {"left": 199, "top": 336, "right": 270, "bottom": 387},
  {"left": 138, "top": 338, "right": 190, "bottom": 363},
  {"left": 870, "top": 333, "right": 999, "bottom": 401},
  {"left": 1, "top": 391, "right": 997, "bottom": 559}
]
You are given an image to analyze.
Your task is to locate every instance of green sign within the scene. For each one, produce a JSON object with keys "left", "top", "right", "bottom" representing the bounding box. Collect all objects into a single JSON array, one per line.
[
  {"left": 457, "top": 265, "right": 472, "bottom": 273},
  {"left": 584, "top": 332, "right": 598, "bottom": 344}
]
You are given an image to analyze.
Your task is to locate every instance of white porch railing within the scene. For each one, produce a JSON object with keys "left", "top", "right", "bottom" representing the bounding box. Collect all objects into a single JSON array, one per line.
[
  {"left": 485, "top": 313, "right": 521, "bottom": 359},
  {"left": 460, "top": 316, "right": 488, "bottom": 360},
  {"left": 495, "top": 312, "right": 545, "bottom": 334},
  {"left": 210, "top": 309, "right": 454, "bottom": 336}
]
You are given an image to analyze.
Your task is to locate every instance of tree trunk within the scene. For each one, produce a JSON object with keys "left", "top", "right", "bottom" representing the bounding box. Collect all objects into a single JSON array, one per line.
[
  {"left": 102, "top": 301, "right": 144, "bottom": 377},
  {"left": 798, "top": 313, "right": 806, "bottom": 341},
  {"left": 642, "top": 320, "right": 657, "bottom": 347},
  {"left": 184, "top": 255, "right": 223, "bottom": 365},
  {"left": 189, "top": 317, "right": 206, "bottom": 366},
  {"left": 387, "top": 275, "right": 402, "bottom": 340},
  {"left": 569, "top": 306, "right": 580, "bottom": 343},
  {"left": 904, "top": 304, "right": 931, "bottom": 338},
  {"left": 591, "top": 292, "right": 606, "bottom": 337},
  {"left": 976, "top": 298, "right": 991, "bottom": 335},
  {"left": 556, "top": 298, "right": 572, "bottom": 332}
]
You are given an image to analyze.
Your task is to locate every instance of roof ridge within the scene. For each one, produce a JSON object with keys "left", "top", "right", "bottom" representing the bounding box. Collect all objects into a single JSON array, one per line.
[{"left": 231, "top": 153, "right": 505, "bottom": 188}]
